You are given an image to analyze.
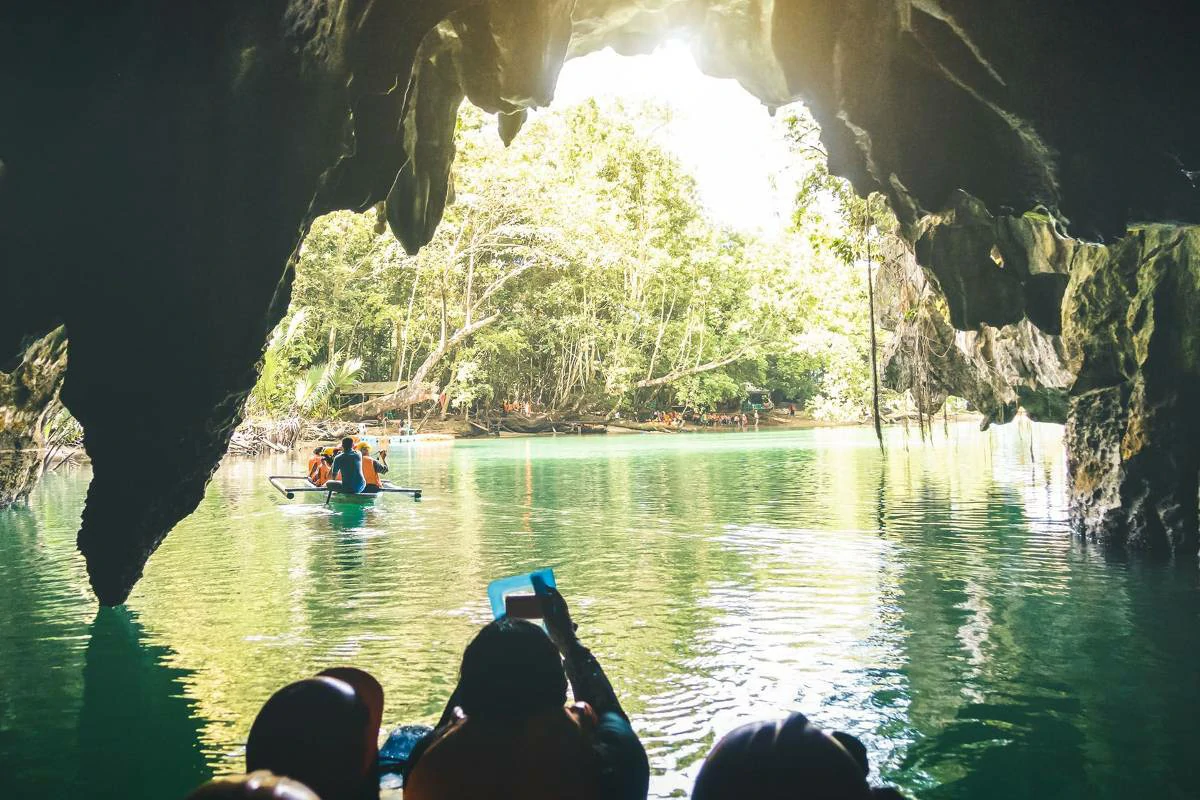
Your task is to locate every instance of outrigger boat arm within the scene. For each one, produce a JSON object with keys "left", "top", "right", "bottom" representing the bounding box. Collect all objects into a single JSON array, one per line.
[{"left": 268, "top": 475, "right": 422, "bottom": 500}]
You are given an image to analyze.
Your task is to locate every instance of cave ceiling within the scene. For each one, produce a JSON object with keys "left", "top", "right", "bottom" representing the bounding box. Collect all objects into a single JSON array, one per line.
[{"left": 2, "top": 0, "right": 1198, "bottom": 603}]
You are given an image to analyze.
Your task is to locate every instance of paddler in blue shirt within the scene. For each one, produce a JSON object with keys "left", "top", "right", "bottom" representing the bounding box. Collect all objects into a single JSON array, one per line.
[{"left": 326, "top": 436, "right": 366, "bottom": 494}]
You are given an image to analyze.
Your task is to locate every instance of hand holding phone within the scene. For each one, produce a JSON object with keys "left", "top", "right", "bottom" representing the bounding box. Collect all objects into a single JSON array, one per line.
[{"left": 532, "top": 573, "right": 577, "bottom": 651}]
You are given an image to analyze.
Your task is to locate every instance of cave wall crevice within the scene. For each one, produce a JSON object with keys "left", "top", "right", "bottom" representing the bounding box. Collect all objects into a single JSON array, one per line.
[
  {"left": 0, "top": 327, "right": 68, "bottom": 508},
  {"left": 878, "top": 233, "right": 1075, "bottom": 429}
]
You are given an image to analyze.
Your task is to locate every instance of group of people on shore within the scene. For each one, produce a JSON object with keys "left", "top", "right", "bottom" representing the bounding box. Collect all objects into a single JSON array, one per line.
[
  {"left": 185, "top": 584, "right": 907, "bottom": 800},
  {"left": 307, "top": 437, "right": 389, "bottom": 494},
  {"left": 649, "top": 409, "right": 760, "bottom": 429},
  {"left": 650, "top": 409, "right": 687, "bottom": 428},
  {"left": 500, "top": 400, "right": 533, "bottom": 416},
  {"left": 696, "top": 410, "right": 757, "bottom": 428}
]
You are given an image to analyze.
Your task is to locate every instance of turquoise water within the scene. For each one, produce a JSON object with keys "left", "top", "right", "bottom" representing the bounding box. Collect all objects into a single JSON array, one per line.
[{"left": 2, "top": 423, "right": 1198, "bottom": 799}]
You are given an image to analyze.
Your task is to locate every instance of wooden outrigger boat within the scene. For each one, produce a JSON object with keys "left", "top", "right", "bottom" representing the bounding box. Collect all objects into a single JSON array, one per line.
[{"left": 269, "top": 475, "right": 422, "bottom": 503}]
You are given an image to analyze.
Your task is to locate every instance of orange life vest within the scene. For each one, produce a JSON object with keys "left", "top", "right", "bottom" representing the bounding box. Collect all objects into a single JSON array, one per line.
[
  {"left": 405, "top": 704, "right": 601, "bottom": 800},
  {"left": 360, "top": 454, "right": 381, "bottom": 488},
  {"left": 308, "top": 456, "right": 331, "bottom": 487}
]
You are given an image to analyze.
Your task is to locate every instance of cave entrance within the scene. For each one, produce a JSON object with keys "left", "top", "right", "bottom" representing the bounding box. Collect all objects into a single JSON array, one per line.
[
  {"left": 4, "top": 0, "right": 1192, "bottom": 618},
  {"left": 13, "top": 7, "right": 1198, "bottom": 798},
  {"left": 247, "top": 43, "right": 929, "bottom": 439}
]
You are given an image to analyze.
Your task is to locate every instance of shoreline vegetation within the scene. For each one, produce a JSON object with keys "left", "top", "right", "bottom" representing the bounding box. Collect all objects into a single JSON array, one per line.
[
  {"left": 242, "top": 100, "right": 932, "bottom": 451},
  {"left": 223, "top": 407, "right": 989, "bottom": 460}
]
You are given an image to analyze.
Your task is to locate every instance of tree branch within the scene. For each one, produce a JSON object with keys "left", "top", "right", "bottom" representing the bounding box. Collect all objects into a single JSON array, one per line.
[
  {"left": 471, "top": 260, "right": 535, "bottom": 314},
  {"left": 344, "top": 313, "right": 501, "bottom": 419},
  {"left": 634, "top": 347, "right": 754, "bottom": 389}
]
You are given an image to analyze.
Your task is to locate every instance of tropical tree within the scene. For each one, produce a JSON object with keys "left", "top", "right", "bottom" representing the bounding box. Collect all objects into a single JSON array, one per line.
[{"left": 250, "top": 99, "right": 887, "bottom": 422}]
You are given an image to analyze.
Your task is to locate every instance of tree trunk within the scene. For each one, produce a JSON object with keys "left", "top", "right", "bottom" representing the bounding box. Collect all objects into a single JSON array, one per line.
[
  {"left": 644, "top": 285, "right": 677, "bottom": 381},
  {"left": 464, "top": 249, "right": 475, "bottom": 326},
  {"left": 352, "top": 253, "right": 534, "bottom": 420},
  {"left": 867, "top": 227, "right": 884, "bottom": 451},
  {"left": 395, "top": 271, "right": 420, "bottom": 382}
]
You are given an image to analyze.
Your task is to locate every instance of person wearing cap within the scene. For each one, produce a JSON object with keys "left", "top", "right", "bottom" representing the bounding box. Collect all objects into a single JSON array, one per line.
[
  {"left": 246, "top": 674, "right": 382, "bottom": 800},
  {"left": 355, "top": 441, "right": 388, "bottom": 492},
  {"left": 307, "top": 447, "right": 331, "bottom": 487},
  {"left": 319, "top": 667, "right": 386, "bottom": 791},
  {"left": 692, "top": 712, "right": 907, "bottom": 800}
]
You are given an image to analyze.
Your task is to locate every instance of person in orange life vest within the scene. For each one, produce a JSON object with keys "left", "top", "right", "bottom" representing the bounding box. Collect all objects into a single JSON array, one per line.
[
  {"left": 307, "top": 447, "right": 332, "bottom": 487},
  {"left": 403, "top": 579, "right": 649, "bottom": 800},
  {"left": 355, "top": 442, "right": 388, "bottom": 492}
]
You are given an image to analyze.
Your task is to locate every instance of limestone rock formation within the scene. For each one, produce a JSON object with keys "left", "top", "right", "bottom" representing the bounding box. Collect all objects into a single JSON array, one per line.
[
  {"left": 882, "top": 306, "right": 1074, "bottom": 430},
  {"left": 881, "top": 197, "right": 1096, "bottom": 428},
  {"left": 3, "top": 1, "right": 476, "bottom": 603},
  {"left": 909, "top": 192, "right": 1087, "bottom": 334},
  {"left": 0, "top": 328, "right": 68, "bottom": 507},
  {"left": 1062, "top": 226, "right": 1200, "bottom": 555},
  {"left": 3, "top": 1, "right": 1200, "bottom": 601},
  {"left": 887, "top": 214, "right": 1200, "bottom": 556}
]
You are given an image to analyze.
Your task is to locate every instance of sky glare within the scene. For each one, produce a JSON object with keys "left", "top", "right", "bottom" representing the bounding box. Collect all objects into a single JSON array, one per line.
[{"left": 544, "top": 42, "right": 801, "bottom": 234}]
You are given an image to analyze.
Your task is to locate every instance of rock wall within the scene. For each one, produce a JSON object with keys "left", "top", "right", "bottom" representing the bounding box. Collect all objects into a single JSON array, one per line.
[
  {"left": 1062, "top": 226, "right": 1200, "bottom": 554},
  {"left": 881, "top": 303, "right": 1075, "bottom": 431},
  {"left": 1, "top": 1, "right": 475, "bottom": 603},
  {"left": 880, "top": 199, "right": 1084, "bottom": 428},
  {"left": 0, "top": 328, "right": 68, "bottom": 506},
  {"left": 885, "top": 213, "right": 1200, "bottom": 556},
  {"left": 3, "top": 1, "right": 1199, "bottom": 602}
]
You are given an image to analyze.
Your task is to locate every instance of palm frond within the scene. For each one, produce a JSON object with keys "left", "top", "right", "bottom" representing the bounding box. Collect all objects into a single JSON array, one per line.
[
  {"left": 282, "top": 307, "right": 310, "bottom": 346},
  {"left": 329, "top": 357, "right": 363, "bottom": 391},
  {"left": 292, "top": 353, "right": 363, "bottom": 415}
]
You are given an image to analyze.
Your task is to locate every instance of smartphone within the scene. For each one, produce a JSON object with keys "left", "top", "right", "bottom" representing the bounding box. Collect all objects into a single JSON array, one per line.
[{"left": 504, "top": 593, "right": 543, "bottom": 620}]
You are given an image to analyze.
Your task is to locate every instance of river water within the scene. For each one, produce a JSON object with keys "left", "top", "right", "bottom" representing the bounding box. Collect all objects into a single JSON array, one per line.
[{"left": 1, "top": 423, "right": 1198, "bottom": 799}]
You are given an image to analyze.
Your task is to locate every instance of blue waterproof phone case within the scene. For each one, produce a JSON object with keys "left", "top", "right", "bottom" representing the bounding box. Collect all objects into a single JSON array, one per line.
[{"left": 487, "top": 568, "right": 556, "bottom": 619}]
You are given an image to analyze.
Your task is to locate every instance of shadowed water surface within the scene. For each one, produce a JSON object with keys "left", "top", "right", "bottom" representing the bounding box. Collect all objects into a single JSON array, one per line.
[{"left": 2, "top": 422, "right": 1198, "bottom": 799}]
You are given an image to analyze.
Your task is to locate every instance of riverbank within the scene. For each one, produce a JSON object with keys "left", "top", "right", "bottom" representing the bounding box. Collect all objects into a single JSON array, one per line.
[
  {"left": 253, "top": 408, "right": 992, "bottom": 456},
  {"left": 373, "top": 408, "right": 987, "bottom": 437},
  {"left": 35, "top": 410, "right": 991, "bottom": 472}
]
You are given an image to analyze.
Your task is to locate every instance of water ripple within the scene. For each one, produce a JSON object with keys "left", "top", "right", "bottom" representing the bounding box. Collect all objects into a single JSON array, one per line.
[{"left": 3, "top": 423, "right": 1199, "bottom": 799}]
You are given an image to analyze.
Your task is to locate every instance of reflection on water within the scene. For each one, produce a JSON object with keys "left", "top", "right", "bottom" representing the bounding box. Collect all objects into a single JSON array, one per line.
[
  {"left": 2, "top": 422, "right": 1199, "bottom": 799},
  {"left": 0, "top": 491, "right": 207, "bottom": 799},
  {"left": 78, "top": 609, "right": 209, "bottom": 797}
]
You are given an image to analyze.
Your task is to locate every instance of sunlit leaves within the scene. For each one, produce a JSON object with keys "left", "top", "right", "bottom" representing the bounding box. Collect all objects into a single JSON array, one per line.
[
  {"left": 249, "top": 97, "right": 890, "bottom": 420},
  {"left": 292, "top": 356, "right": 363, "bottom": 416}
]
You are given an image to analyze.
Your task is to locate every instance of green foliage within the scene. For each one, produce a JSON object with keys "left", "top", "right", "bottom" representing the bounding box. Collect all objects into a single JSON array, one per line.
[
  {"left": 780, "top": 107, "right": 905, "bottom": 420},
  {"left": 40, "top": 405, "right": 82, "bottom": 449},
  {"left": 446, "top": 360, "right": 492, "bottom": 415},
  {"left": 251, "top": 98, "right": 887, "bottom": 421},
  {"left": 293, "top": 356, "right": 363, "bottom": 417},
  {"left": 673, "top": 370, "right": 743, "bottom": 411},
  {"left": 38, "top": 405, "right": 83, "bottom": 475}
]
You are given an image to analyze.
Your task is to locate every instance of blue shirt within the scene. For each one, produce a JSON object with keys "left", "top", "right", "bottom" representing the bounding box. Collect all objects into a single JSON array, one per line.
[{"left": 330, "top": 450, "right": 366, "bottom": 493}]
